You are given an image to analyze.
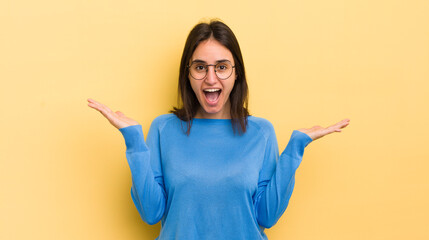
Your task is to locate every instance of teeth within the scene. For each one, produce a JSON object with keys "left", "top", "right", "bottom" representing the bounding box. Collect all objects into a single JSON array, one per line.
[{"left": 204, "top": 89, "right": 221, "bottom": 92}]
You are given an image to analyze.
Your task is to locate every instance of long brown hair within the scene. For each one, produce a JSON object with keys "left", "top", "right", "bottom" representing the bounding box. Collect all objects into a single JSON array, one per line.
[{"left": 170, "top": 19, "right": 249, "bottom": 135}]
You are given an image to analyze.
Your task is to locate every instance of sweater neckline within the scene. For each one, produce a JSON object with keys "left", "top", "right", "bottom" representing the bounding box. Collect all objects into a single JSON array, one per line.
[{"left": 191, "top": 118, "right": 232, "bottom": 125}]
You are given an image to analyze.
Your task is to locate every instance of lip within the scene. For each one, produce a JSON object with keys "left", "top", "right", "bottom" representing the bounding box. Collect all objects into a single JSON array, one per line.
[{"left": 202, "top": 89, "right": 222, "bottom": 106}]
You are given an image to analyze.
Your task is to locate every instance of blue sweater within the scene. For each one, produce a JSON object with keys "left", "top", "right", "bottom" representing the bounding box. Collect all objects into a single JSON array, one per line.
[{"left": 118, "top": 114, "right": 313, "bottom": 240}]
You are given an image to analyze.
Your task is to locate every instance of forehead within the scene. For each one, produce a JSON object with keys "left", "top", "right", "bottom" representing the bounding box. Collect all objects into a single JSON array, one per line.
[{"left": 191, "top": 38, "right": 234, "bottom": 63}]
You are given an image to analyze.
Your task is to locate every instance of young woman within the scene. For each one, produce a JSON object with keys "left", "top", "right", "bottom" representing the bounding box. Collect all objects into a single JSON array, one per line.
[{"left": 87, "top": 20, "right": 350, "bottom": 240}]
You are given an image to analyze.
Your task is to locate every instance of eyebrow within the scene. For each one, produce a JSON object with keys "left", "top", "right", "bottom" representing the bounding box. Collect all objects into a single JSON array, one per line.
[{"left": 191, "top": 59, "right": 231, "bottom": 64}]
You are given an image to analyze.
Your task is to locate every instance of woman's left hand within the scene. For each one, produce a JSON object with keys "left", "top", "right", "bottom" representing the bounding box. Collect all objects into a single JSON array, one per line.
[{"left": 296, "top": 119, "right": 350, "bottom": 141}]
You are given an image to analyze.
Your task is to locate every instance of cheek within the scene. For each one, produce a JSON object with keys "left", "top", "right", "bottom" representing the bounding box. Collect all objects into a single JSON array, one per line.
[
  {"left": 226, "top": 80, "right": 236, "bottom": 94},
  {"left": 189, "top": 79, "right": 201, "bottom": 97}
]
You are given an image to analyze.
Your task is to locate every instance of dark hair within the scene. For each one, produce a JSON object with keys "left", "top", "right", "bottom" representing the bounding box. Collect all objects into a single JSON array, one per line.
[{"left": 170, "top": 19, "right": 249, "bottom": 135}]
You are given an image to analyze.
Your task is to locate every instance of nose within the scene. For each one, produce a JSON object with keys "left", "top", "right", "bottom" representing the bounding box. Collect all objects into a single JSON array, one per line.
[{"left": 204, "top": 65, "right": 218, "bottom": 84}]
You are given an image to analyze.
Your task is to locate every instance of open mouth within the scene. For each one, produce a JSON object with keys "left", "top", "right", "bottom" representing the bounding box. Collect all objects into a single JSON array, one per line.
[{"left": 203, "top": 89, "right": 222, "bottom": 104}]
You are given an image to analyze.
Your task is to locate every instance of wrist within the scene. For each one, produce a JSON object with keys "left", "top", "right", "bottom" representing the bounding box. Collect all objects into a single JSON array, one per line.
[{"left": 118, "top": 125, "right": 148, "bottom": 152}]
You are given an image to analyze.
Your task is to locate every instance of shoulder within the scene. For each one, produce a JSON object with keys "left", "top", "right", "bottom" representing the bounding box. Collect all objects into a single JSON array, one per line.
[
  {"left": 247, "top": 115, "right": 276, "bottom": 140},
  {"left": 150, "top": 113, "right": 178, "bottom": 131}
]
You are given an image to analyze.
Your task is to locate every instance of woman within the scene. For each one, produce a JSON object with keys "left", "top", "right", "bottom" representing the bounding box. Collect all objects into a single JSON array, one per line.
[{"left": 87, "top": 20, "right": 350, "bottom": 240}]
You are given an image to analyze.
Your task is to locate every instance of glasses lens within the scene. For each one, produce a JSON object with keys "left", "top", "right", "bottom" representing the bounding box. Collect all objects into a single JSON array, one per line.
[
  {"left": 189, "top": 62, "right": 207, "bottom": 80},
  {"left": 189, "top": 61, "right": 234, "bottom": 80},
  {"left": 215, "top": 61, "right": 233, "bottom": 79}
]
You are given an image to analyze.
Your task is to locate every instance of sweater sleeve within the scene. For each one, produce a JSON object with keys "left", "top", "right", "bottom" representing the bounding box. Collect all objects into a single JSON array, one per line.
[
  {"left": 118, "top": 122, "right": 167, "bottom": 225},
  {"left": 253, "top": 126, "right": 313, "bottom": 228}
]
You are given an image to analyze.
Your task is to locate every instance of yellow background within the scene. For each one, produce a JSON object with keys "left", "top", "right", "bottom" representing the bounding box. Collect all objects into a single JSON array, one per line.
[{"left": 1, "top": 0, "right": 428, "bottom": 239}]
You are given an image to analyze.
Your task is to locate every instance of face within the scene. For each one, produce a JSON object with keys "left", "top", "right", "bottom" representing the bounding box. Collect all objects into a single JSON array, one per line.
[{"left": 189, "top": 38, "right": 236, "bottom": 119}]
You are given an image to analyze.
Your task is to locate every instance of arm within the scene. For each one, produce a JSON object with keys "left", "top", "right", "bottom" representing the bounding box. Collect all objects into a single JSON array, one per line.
[
  {"left": 253, "top": 128, "right": 313, "bottom": 228},
  {"left": 119, "top": 123, "right": 167, "bottom": 225},
  {"left": 86, "top": 98, "right": 168, "bottom": 225},
  {"left": 253, "top": 118, "right": 350, "bottom": 228}
]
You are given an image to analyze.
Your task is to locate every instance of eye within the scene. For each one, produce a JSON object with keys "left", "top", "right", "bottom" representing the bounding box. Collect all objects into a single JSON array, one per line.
[
  {"left": 194, "top": 64, "right": 206, "bottom": 72},
  {"left": 217, "top": 63, "right": 229, "bottom": 71}
]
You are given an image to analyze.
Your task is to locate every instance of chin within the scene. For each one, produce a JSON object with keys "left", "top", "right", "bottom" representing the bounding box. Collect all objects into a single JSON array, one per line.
[{"left": 202, "top": 106, "right": 222, "bottom": 114}]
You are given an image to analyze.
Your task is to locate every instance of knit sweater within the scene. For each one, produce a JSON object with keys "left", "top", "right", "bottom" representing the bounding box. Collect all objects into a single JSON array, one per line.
[{"left": 118, "top": 114, "right": 313, "bottom": 240}]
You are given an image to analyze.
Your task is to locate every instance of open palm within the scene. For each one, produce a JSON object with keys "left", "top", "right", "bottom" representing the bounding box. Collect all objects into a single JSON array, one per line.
[
  {"left": 87, "top": 98, "right": 139, "bottom": 129},
  {"left": 297, "top": 119, "right": 350, "bottom": 141}
]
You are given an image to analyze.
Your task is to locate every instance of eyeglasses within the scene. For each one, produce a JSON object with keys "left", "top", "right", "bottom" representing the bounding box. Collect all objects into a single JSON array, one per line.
[{"left": 187, "top": 60, "right": 235, "bottom": 80}]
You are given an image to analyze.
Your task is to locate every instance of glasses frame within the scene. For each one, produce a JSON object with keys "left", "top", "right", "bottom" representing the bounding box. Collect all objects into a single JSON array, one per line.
[{"left": 187, "top": 60, "right": 236, "bottom": 80}]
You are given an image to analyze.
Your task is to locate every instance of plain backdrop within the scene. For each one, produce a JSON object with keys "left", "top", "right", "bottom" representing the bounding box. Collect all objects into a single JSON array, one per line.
[{"left": 1, "top": 0, "right": 428, "bottom": 239}]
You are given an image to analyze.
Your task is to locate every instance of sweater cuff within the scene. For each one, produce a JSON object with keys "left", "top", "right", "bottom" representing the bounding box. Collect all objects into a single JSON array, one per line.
[
  {"left": 291, "top": 130, "right": 313, "bottom": 147},
  {"left": 282, "top": 130, "right": 313, "bottom": 159},
  {"left": 118, "top": 125, "right": 149, "bottom": 152}
]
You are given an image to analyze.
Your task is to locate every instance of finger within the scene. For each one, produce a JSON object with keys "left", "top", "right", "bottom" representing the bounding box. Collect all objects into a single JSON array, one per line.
[
  {"left": 99, "top": 102, "right": 113, "bottom": 114},
  {"left": 91, "top": 100, "right": 113, "bottom": 115},
  {"left": 88, "top": 102, "right": 103, "bottom": 112},
  {"left": 339, "top": 119, "right": 350, "bottom": 128},
  {"left": 330, "top": 119, "right": 349, "bottom": 129},
  {"left": 88, "top": 98, "right": 108, "bottom": 110},
  {"left": 324, "top": 125, "right": 342, "bottom": 134},
  {"left": 100, "top": 107, "right": 116, "bottom": 120},
  {"left": 87, "top": 98, "right": 100, "bottom": 105},
  {"left": 88, "top": 101, "right": 105, "bottom": 113},
  {"left": 328, "top": 121, "right": 349, "bottom": 133},
  {"left": 87, "top": 98, "right": 103, "bottom": 110},
  {"left": 340, "top": 118, "right": 350, "bottom": 125},
  {"left": 89, "top": 100, "right": 116, "bottom": 120}
]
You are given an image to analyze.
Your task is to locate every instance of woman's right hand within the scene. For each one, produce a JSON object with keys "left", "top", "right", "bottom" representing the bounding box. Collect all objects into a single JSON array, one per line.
[{"left": 87, "top": 98, "right": 140, "bottom": 129}]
